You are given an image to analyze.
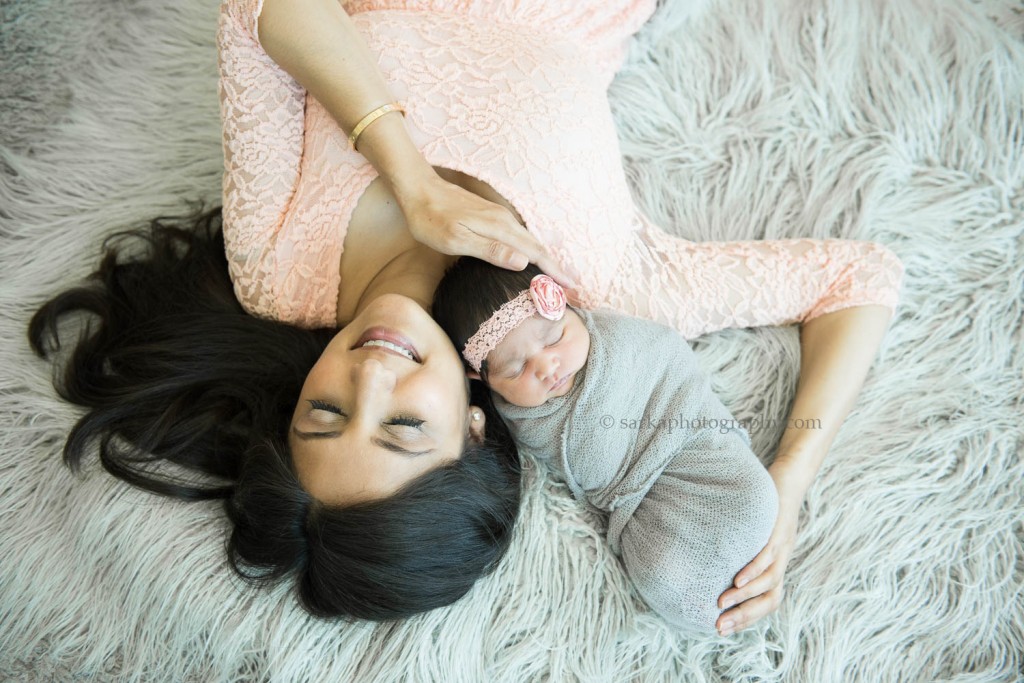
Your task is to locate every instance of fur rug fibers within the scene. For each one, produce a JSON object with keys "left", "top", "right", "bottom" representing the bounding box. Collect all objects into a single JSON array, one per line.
[{"left": 1, "top": 0, "right": 1022, "bottom": 680}]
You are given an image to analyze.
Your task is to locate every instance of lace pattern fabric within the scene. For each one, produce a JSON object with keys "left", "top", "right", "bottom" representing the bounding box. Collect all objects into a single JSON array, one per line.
[
  {"left": 599, "top": 212, "right": 905, "bottom": 339},
  {"left": 217, "top": 0, "right": 905, "bottom": 335},
  {"left": 342, "top": 0, "right": 656, "bottom": 84}
]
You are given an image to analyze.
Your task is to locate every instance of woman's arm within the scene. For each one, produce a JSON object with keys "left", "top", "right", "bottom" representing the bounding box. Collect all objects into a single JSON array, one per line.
[
  {"left": 256, "top": 0, "right": 432, "bottom": 199},
  {"left": 255, "top": 0, "right": 574, "bottom": 285},
  {"left": 775, "top": 305, "right": 896, "bottom": 497},
  {"left": 588, "top": 213, "right": 904, "bottom": 340},
  {"left": 714, "top": 303, "right": 896, "bottom": 635},
  {"left": 584, "top": 213, "right": 904, "bottom": 635},
  {"left": 218, "top": 0, "right": 308, "bottom": 322}
]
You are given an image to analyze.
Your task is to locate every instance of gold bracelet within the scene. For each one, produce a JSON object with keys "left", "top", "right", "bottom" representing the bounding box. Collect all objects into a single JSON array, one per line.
[{"left": 348, "top": 102, "right": 406, "bottom": 152}]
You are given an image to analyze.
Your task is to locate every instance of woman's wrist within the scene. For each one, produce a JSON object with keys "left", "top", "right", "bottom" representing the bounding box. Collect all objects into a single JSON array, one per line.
[
  {"left": 353, "top": 112, "right": 436, "bottom": 206},
  {"left": 767, "top": 454, "right": 812, "bottom": 504}
]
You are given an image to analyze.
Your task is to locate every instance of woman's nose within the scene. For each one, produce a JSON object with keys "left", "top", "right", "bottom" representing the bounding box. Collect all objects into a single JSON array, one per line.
[{"left": 344, "top": 360, "right": 398, "bottom": 429}]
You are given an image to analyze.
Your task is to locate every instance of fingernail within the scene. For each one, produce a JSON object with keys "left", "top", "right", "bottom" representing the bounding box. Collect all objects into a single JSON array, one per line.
[
  {"left": 722, "top": 598, "right": 735, "bottom": 609},
  {"left": 736, "top": 577, "right": 748, "bottom": 587},
  {"left": 719, "top": 620, "right": 735, "bottom": 636}
]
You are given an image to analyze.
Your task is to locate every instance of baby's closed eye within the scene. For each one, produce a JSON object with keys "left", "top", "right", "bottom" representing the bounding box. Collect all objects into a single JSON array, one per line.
[{"left": 545, "top": 328, "right": 565, "bottom": 347}]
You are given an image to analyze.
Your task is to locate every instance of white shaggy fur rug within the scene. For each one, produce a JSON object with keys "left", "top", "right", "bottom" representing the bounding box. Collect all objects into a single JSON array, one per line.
[{"left": 2, "top": 0, "right": 1022, "bottom": 681}]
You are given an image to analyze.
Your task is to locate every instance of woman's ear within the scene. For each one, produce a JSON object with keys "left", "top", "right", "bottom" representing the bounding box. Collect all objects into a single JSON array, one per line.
[{"left": 467, "top": 406, "right": 486, "bottom": 444}]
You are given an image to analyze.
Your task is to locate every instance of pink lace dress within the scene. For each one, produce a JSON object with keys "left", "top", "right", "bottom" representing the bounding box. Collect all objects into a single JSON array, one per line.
[{"left": 217, "top": 0, "right": 904, "bottom": 336}]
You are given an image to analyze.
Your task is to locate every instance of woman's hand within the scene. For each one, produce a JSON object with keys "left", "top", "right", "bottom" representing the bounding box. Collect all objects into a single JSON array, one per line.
[
  {"left": 714, "top": 461, "right": 805, "bottom": 636},
  {"left": 394, "top": 170, "right": 578, "bottom": 291}
]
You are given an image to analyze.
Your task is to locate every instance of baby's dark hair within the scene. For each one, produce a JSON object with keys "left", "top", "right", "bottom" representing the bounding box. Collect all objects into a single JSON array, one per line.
[{"left": 433, "top": 257, "right": 544, "bottom": 380}]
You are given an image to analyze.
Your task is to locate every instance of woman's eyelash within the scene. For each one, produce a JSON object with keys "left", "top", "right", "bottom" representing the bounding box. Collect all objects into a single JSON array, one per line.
[
  {"left": 309, "top": 399, "right": 341, "bottom": 413},
  {"left": 308, "top": 399, "right": 425, "bottom": 428},
  {"left": 389, "top": 415, "right": 425, "bottom": 428}
]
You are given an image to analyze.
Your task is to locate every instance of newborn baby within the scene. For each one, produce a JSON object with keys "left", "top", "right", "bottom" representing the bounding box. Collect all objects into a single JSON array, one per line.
[{"left": 433, "top": 258, "right": 779, "bottom": 635}]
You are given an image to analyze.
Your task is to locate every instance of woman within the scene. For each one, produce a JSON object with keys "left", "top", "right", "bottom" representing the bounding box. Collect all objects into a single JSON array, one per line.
[{"left": 29, "top": 0, "right": 903, "bottom": 637}]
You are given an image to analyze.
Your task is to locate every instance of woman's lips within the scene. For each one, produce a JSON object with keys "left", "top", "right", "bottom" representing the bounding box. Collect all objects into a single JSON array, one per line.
[{"left": 352, "top": 326, "right": 421, "bottom": 362}]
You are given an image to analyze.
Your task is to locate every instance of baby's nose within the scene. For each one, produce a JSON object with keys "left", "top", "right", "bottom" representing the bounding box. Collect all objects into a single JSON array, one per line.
[{"left": 537, "top": 353, "right": 559, "bottom": 379}]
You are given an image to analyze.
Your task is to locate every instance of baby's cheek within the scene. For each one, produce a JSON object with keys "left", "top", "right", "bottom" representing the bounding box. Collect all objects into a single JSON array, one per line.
[
  {"left": 509, "top": 381, "right": 532, "bottom": 406},
  {"left": 569, "top": 338, "right": 586, "bottom": 368},
  {"left": 496, "top": 379, "right": 532, "bottom": 408},
  {"left": 529, "top": 382, "right": 552, "bottom": 408},
  {"left": 489, "top": 378, "right": 518, "bottom": 405}
]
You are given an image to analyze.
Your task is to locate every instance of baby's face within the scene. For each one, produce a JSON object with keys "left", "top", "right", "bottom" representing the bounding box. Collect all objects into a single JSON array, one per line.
[{"left": 483, "top": 309, "right": 590, "bottom": 408}]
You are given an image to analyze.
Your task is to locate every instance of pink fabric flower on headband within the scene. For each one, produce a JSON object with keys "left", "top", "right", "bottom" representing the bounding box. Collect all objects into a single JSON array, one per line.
[
  {"left": 529, "top": 275, "right": 566, "bottom": 320},
  {"left": 463, "top": 274, "right": 568, "bottom": 373}
]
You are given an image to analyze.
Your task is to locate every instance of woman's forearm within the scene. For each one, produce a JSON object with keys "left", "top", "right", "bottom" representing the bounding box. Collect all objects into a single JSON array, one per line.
[
  {"left": 771, "top": 304, "right": 895, "bottom": 499},
  {"left": 257, "top": 0, "right": 434, "bottom": 199}
]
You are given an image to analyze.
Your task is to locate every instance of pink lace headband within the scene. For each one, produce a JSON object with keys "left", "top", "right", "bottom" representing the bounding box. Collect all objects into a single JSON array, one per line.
[{"left": 463, "top": 274, "right": 567, "bottom": 373}]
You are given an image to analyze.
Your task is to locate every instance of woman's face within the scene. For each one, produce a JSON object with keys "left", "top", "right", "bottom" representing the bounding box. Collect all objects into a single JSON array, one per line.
[{"left": 289, "top": 294, "right": 485, "bottom": 505}]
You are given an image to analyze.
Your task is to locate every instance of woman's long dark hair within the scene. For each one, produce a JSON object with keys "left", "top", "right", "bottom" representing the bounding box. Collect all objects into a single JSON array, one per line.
[{"left": 26, "top": 203, "right": 521, "bottom": 623}]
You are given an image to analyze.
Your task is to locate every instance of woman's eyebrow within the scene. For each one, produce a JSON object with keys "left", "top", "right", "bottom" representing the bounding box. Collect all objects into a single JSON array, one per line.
[
  {"left": 373, "top": 437, "right": 435, "bottom": 457},
  {"left": 291, "top": 426, "right": 434, "bottom": 457}
]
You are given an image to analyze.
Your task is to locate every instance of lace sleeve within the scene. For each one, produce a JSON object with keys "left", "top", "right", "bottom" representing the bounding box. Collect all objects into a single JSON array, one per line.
[
  {"left": 593, "top": 212, "right": 906, "bottom": 340},
  {"left": 216, "top": 0, "right": 306, "bottom": 322}
]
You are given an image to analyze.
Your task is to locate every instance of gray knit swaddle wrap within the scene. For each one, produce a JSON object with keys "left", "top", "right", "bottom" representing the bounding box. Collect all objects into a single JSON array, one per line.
[{"left": 494, "top": 308, "right": 778, "bottom": 634}]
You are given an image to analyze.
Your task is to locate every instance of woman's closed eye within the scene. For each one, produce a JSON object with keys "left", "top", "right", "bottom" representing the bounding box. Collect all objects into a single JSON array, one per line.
[
  {"left": 389, "top": 415, "right": 426, "bottom": 428},
  {"left": 308, "top": 399, "right": 426, "bottom": 429}
]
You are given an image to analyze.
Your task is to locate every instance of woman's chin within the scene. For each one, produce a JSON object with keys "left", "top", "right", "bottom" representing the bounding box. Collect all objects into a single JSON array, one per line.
[{"left": 349, "top": 293, "right": 430, "bottom": 331}]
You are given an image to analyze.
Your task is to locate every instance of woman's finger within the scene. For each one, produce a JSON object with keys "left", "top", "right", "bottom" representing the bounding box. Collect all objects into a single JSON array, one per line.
[
  {"left": 734, "top": 544, "right": 776, "bottom": 589},
  {"left": 475, "top": 214, "right": 578, "bottom": 290},
  {"left": 718, "top": 561, "right": 780, "bottom": 611},
  {"left": 476, "top": 234, "right": 530, "bottom": 271},
  {"left": 532, "top": 253, "right": 578, "bottom": 292},
  {"left": 716, "top": 585, "right": 785, "bottom": 636},
  {"left": 401, "top": 174, "right": 579, "bottom": 289}
]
